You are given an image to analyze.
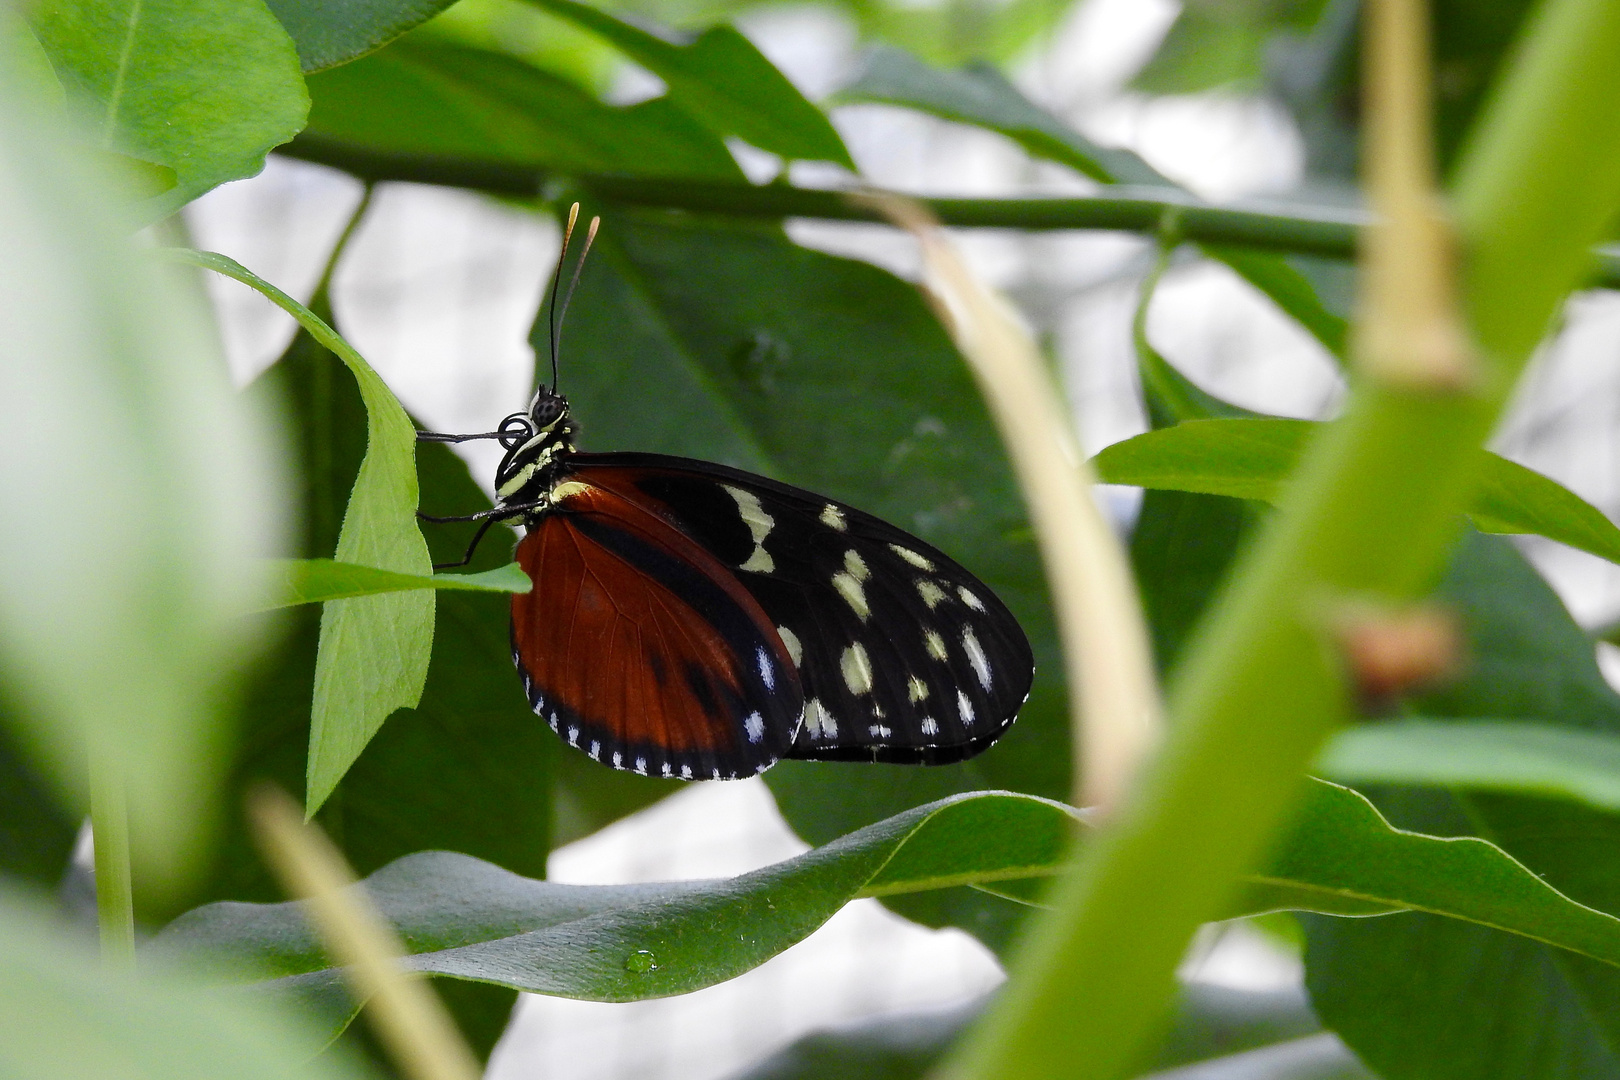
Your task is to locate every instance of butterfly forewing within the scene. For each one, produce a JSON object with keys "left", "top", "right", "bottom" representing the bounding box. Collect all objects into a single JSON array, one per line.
[
  {"left": 511, "top": 480, "right": 801, "bottom": 779},
  {"left": 568, "top": 454, "right": 1034, "bottom": 765}
]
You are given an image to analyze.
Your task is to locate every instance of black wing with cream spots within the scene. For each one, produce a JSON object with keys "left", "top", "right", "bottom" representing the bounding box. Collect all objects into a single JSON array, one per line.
[{"left": 565, "top": 453, "right": 1034, "bottom": 765}]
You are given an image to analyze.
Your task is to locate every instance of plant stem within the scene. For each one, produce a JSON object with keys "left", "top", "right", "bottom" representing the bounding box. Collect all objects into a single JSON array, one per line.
[
  {"left": 90, "top": 747, "right": 135, "bottom": 969},
  {"left": 935, "top": 0, "right": 1620, "bottom": 1077},
  {"left": 276, "top": 134, "right": 1620, "bottom": 288}
]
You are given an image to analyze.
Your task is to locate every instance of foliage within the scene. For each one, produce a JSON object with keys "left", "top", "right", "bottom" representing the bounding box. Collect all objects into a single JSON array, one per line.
[{"left": 6, "top": 1, "right": 1620, "bottom": 1080}]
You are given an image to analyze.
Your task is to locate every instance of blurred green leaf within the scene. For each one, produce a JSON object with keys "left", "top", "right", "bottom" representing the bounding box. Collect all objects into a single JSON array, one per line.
[
  {"left": 264, "top": 0, "right": 461, "bottom": 71},
  {"left": 1093, "top": 418, "right": 1620, "bottom": 567},
  {"left": 838, "top": 45, "right": 1161, "bottom": 184},
  {"left": 836, "top": 46, "right": 1349, "bottom": 362},
  {"left": 526, "top": 0, "right": 853, "bottom": 166},
  {"left": 538, "top": 205, "right": 1066, "bottom": 947},
  {"left": 0, "top": 887, "right": 375, "bottom": 1080},
  {"left": 0, "top": 52, "right": 286, "bottom": 893},
  {"left": 0, "top": 714, "right": 78, "bottom": 889},
  {"left": 1319, "top": 720, "right": 1620, "bottom": 813},
  {"left": 152, "top": 334, "right": 552, "bottom": 1064},
  {"left": 1201, "top": 243, "right": 1349, "bottom": 364},
  {"left": 1133, "top": 8, "right": 1273, "bottom": 94},
  {"left": 1304, "top": 533, "right": 1620, "bottom": 1080},
  {"left": 304, "top": 36, "right": 742, "bottom": 178},
  {"left": 726, "top": 984, "right": 1347, "bottom": 1080},
  {"left": 29, "top": 0, "right": 308, "bottom": 214},
  {"left": 259, "top": 559, "right": 531, "bottom": 610},
  {"left": 170, "top": 250, "right": 434, "bottom": 818}
]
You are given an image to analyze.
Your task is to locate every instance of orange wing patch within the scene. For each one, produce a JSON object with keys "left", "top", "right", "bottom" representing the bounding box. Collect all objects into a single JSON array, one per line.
[{"left": 511, "top": 481, "right": 801, "bottom": 779}]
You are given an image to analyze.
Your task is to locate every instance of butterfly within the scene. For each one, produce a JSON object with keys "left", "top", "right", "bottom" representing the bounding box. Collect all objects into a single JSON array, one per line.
[{"left": 418, "top": 208, "right": 1033, "bottom": 781}]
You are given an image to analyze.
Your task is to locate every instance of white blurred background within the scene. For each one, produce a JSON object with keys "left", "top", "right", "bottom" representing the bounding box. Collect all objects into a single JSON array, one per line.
[{"left": 183, "top": 0, "right": 1620, "bottom": 1074}]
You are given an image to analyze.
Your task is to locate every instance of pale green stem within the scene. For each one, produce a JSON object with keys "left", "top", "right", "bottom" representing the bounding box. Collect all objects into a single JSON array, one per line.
[{"left": 90, "top": 747, "right": 135, "bottom": 968}]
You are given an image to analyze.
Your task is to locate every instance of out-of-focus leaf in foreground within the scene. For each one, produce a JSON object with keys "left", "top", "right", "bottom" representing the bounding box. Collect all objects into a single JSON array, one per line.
[
  {"left": 0, "top": 888, "right": 374, "bottom": 1080},
  {"left": 0, "top": 49, "right": 286, "bottom": 892}
]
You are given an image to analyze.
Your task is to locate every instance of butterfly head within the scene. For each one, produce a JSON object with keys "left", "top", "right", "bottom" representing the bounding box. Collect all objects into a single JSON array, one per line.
[{"left": 492, "top": 387, "right": 577, "bottom": 509}]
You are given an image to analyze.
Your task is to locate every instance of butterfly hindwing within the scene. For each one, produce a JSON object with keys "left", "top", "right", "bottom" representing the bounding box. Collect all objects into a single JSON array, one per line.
[
  {"left": 569, "top": 454, "right": 1034, "bottom": 765},
  {"left": 511, "top": 478, "right": 802, "bottom": 779}
]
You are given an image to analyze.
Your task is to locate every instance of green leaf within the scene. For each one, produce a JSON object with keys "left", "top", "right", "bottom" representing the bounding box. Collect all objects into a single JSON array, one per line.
[
  {"left": 524, "top": 0, "right": 853, "bottom": 166},
  {"left": 834, "top": 46, "right": 1350, "bottom": 362},
  {"left": 158, "top": 778, "right": 1620, "bottom": 1044},
  {"left": 0, "top": 54, "right": 286, "bottom": 892},
  {"left": 838, "top": 45, "right": 1160, "bottom": 185},
  {"left": 0, "top": 714, "right": 77, "bottom": 888},
  {"left": 0, "top": 888, "right": 375, "bottom": 1080},
  {"left": 1092, "top": 418, "right": 1620, "bottom": 567},
  {"left": 263, "top": 0, "right": 461, "bottom": 72},
  {"left": 539, "top": 205, "right": 1067, "bottom": 949},
  {"left": 1303, "top": 533, "right": 1620, "bottom": 1080},
  {"left": 29, "top": 0, "right": 308, "bottom": 214},
  {"left": 728, "top": 985, "right": 1346, "bottom": 1080},
  {"left": 148, "top": 338, "right": 552, "bottom": 1065},
  {"left": 157, "top": 793, "right": 1073, "bottom": 1031},
  {"left": 303, "top": 36, "right": 742, "bottom": 179},
  {"left": 1132, "top": 8, "right": 1273, "bottom": 94},
  {"left": 259, "top": 559, "right": 531, "bottom": 610},
  {"left": 169, "top": 249, "right": 434, "bottom": 818},
  {"left": 1201, "top": 243, "right": 1350, "bottom": 365},
  {"left": 1129, "top": 491, "right": 1262, "bottom": 674},
  {"left": 1319, "top": 720, "right": 1620, "bottom": 814}
]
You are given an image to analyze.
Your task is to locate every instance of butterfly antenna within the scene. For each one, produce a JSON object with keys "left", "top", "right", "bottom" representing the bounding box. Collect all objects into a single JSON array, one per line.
[
  {"left": 553, "top": 215, "right": 600, "bottom": 381},
  {"left": 547, "top": 203, "right": 581, "bottom": 393}
]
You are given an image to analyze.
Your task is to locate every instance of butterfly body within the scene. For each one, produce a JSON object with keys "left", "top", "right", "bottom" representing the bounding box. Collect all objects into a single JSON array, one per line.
[{"left": 468, "top": 387, "right": 1033, "bottom": 780}]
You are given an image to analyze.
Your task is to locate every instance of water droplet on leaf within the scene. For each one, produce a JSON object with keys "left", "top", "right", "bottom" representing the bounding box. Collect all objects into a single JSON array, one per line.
[{"left": 625, "top": 949, "right": 658, "bottom": 974}]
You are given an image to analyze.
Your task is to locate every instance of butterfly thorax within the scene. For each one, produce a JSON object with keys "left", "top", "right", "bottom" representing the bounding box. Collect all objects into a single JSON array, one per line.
[{"left": 492, "top": 391, "right": 578, "bottom": 519}]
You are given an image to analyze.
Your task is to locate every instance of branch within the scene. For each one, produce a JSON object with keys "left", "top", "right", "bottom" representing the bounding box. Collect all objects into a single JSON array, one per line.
[{"left": 277, "top": 133, "right": 1620, "bottom": 287}]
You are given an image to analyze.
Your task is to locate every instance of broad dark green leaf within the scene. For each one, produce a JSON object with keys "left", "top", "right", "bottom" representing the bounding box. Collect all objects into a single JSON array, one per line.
[
  {"left": 525, "top": 0, "right": 853, "bottom": 166},
  {"left": 1319, "top": 719, "right": 1620, "bottom": 814},
  {"left": 1304, "top": 533, "right": 1620, "bottom": 1080},
  {"left": 0, "top": 888, "right": 375, "bottom": 1080},
  {"left": 174, "top": 251, "right": 434, "bottom": 817},
  {"left": 151, "top": 319, "right": 553, "bottom": 1066},
  {"left": 264, "top": 0, "right": 459, "bottom": 72},
  {"left": 835, "top": 46, "right": 1349, "bottom": 363},
  {"left": 540, "top": 205, "right": 1067, "bottom": 948},
  {"left": 1128, "top": 322, "right": 1264, "bottom": 675},
  {"left": 157, "top": 793, "right": 1073, "bottom": 1036},
  {"left": 1093, "top": 418, "right": 1620, "bottom": 567},
  {"left": 0, "top": 62, "right": 285, "bottom": 891},
  {"left": 259, "top": 558, "right": 531, "bottom": 610},
  {"left": 29, "top": 0, "right": 307, "bottom": 215},
  {"left": 1130, "top": 490, "right": 1260, "bottom": 674},
  {"left": 303, "top": 37, "right": 742, "bottom": 179}
]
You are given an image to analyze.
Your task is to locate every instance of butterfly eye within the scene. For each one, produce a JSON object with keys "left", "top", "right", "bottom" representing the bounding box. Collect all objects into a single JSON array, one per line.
[{"left": 529, "top": 395, "right": 568, "bottom": 432}]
